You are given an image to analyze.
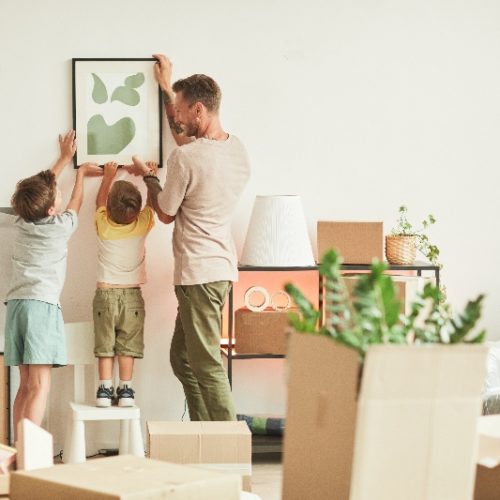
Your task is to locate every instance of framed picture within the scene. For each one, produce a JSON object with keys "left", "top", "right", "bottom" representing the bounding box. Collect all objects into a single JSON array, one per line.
[{"left": 72, "top": 58, "right": 163, "bottom": 168}]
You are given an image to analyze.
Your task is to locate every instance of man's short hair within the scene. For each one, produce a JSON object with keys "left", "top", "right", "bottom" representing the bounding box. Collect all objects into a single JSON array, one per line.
[
  {"left": 11, "top": 170, "right": 57, "bottom": 222},
  {"left": 173, "top": 74, "right": 221, "bottom": 113},
  {"left": 107, "top": 180, "right": 142, "bottom": 225}
]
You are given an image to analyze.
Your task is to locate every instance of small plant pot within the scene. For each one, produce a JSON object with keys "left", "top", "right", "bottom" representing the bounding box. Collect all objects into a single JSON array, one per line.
[{"left": 385, "top": 235, "right": 417, "bottom": 265}]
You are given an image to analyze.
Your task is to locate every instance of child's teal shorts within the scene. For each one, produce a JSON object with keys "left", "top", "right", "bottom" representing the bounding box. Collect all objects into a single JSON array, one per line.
[{"left": 4, "top": 299, "right": 66, "bottom": 367}]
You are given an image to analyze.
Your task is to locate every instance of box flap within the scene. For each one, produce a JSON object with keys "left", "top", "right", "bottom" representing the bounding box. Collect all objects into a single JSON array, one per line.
[
  {"left": 282, "top": 332, "right": 359, "bottom": 500},
  {"left": 10, "top": 455, "right": 241, "bottom": 499},
  {"left": 351, "top": 344, "right": 487, "bottom": 500}
]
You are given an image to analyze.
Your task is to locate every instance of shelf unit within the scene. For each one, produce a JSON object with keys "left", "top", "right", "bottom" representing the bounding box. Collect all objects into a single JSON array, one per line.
[
  {"left": 221, "top": 262, "right": 440, "bottom": 454},
  {"left": 221, "top": 265, "right": 317, "bottom": 387},
  {"left": 221, "top": 261, "right": 440, "bottom": 387}
]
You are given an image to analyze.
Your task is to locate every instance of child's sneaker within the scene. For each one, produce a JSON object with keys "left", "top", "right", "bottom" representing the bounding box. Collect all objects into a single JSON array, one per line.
[
  {"left": 117, "top": 385, "right": 135, "bottom": 407},
  {"left": 96, "top": 385, "right": 115, "bottom": 407}
]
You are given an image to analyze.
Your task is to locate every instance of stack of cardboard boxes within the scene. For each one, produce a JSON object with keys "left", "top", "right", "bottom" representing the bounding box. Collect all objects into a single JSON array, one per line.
[
  {"left": 280, "top": 220, "right": 495, "bottom": 499},
  {"left": 282, "top": 332, "right": 489, "bottom": 500},
  {"left": 3, "top": 415, "right": 250, "bottom": 499}
]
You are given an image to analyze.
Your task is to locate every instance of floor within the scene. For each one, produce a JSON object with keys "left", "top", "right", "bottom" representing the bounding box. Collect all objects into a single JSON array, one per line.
[{"left": 251, "top": 453, "right": 282, "bottom": 500}]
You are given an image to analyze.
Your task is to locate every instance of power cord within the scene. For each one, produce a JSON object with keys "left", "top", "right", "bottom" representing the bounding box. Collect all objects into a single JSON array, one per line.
[
  {"left": 59, "top": 448, "right": 118, "bottom": 461},
  {"left": 181, "top": 398, "right": 187, "bottom": 421}
]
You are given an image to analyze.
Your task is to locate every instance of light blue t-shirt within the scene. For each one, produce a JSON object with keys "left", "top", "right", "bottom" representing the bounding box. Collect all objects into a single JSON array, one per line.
[{"left": 5, "top": 209, "right": 78, "bottom": 306}]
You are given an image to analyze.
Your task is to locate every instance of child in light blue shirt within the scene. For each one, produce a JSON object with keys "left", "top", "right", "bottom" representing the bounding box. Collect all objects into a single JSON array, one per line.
[{"left": 4, "top": 130, "right": 101, "bottom": 440}]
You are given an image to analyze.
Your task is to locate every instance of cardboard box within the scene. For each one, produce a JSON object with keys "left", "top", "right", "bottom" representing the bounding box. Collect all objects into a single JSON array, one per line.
[
  {"left": 343, "top": 274, "right": 427, "bottom": 314},
  {"left": 0, "top": 475, "right": 9, "bottom": 496},
  {"left": 474, "top": 463, "right": 500, "bottom": 500},
  {"left": 317, "top": 221, "right": 383, "bottom": 264},
  {"left": 235, "top": 307, "right": 293, "bottom": 355},
  {"left": 148, "top": 421, "right": 251, "bottom": 491},
  {"left": 283, "top": 332, "right": 487, "bottom": 500},
  {"left": 474, "top": 415, "right": 500, "bottom": 499},
  {"left": 282, "top": 333, "right": 358, "bottom": 500},
  {"left": 9, "top": 454, "right": 240, "bottom": 500}
]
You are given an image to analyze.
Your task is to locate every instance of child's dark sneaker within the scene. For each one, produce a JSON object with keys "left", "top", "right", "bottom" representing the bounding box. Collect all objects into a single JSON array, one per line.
[
  {"left": 117, "top": 385, "right": 135, "bottom": 407},
  {"left": 96, "top": 385, "right": 115, "bottom": 407}
]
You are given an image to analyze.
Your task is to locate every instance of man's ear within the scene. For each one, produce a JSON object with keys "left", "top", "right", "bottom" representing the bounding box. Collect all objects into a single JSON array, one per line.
[
  {"left": 195, "top": 102, "right": 205, "bottom": 116},
  {"left": 47, "top": 206, "right": 56, "bottom": 216}
]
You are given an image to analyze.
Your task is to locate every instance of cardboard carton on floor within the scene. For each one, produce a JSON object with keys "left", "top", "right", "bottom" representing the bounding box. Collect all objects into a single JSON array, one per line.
[
  {"left": 10, "top": 454, "right": 240, "bottom": 500},
  {"left": 0, "top": 475, "right": 9, "bottom": 497},
  {"left": 474, "top": 463, "right": 500, "bottom": 500},
  {"left": 317, "top": 221, "right": 383, "bottom": 264},
  {"left": 474, "top": 415, "right": 500, "bottom": 500},
  {"left": 282, "top": 332, "right": 487, "bottom": 500},
  {"left": 235, "top": 307, "right": 294, "bottom": 355},
  {"left": 148, "top": 421, "right": 252, "bottom": 491}
]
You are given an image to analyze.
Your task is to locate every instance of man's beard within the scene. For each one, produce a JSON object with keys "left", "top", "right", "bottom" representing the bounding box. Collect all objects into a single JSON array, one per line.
[{"left": 183, "top": 121, "right": 199, "bottom": 138}]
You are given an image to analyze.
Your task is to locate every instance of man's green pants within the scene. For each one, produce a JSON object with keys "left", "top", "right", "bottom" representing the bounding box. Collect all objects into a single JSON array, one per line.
[{"left": 170, "top": 281, "right": 236, "bottom": 421}]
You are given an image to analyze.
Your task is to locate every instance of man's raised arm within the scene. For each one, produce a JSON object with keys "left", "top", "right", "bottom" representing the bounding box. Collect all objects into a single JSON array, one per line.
[{"left": 152, "top": 53, "right": 193, "bottom": 147}]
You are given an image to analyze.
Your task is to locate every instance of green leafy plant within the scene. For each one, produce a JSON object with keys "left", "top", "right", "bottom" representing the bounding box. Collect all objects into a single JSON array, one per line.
[
  {"left": 391, "top": 205, "right": 440, "bottom": 265},
  {"left": 285, "top": 250, "right": 485, "bottom": 360}
]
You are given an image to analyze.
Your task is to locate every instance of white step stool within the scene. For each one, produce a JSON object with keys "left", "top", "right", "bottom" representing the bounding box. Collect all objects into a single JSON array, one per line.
[{"left": 62, "top": 322, "right": 144, "bottom": 463}]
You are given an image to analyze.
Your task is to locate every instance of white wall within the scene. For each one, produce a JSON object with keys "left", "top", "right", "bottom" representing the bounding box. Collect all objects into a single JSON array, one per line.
[{"left": 1, "top": 0, "right": 499, "bottom": 451}]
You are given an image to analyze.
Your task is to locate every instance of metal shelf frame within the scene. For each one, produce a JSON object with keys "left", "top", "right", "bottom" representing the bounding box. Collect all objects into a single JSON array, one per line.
[{"left": 222, "top": 262, "right": 440, "bottom": 387}]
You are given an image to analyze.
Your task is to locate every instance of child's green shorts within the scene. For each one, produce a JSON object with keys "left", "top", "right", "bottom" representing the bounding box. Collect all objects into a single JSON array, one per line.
[
  {"left": 93, "top": 288, "right": 145, "bottom": 358},
  {"left": 4, "top": 299, "right": 66, "bottom": 367}
]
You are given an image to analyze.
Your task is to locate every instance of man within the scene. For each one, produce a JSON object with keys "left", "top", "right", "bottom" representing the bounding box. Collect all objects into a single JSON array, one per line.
[{"left": 127, "top": 54, "right": 250, "bottom": 421}]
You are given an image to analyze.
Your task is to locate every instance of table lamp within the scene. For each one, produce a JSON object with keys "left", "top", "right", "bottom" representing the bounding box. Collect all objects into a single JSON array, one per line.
[{"left": 240, "top": 195, "right": 315, "bottom": 266}]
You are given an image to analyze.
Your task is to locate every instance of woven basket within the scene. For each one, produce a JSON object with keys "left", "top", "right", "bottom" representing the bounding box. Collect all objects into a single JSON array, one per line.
[{"left": 385, "top": 235, "right": 417, "bottom": 265}]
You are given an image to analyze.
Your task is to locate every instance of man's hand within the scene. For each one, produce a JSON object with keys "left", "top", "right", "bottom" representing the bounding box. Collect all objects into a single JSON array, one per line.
[
  {"left": 152, "top": 54, "right": 173, "bottom": 93},
  {"left": 145, "top": 161, "right": 159, "bottom": 175},
  {"left": 123, "top": 155, "right": 152, "bottom": 177},
  {"left": 77, "top": 162, "right": 102, "bottom": 177},
  {"left": 59, "top": 130, "right": 77, "bottom": 163},
  {"left": 103, "top": 161, "right": 118, "bottom": 178}
]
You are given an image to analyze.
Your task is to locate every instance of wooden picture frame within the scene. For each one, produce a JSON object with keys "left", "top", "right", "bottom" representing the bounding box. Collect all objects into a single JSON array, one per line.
[{"left": 72, "top": 58, "right": 163, "bottom": 168}]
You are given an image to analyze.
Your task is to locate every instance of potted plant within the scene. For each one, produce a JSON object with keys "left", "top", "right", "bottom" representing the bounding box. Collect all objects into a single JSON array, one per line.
[
  {"left": 286, "top": 249, "right": 483, "bottom": 357},
  {"left": 281, "top": 250, "right": 487, "bottom": 500},
  {"left": 386, "top": 205, "right": 440, "bottom": 265}
]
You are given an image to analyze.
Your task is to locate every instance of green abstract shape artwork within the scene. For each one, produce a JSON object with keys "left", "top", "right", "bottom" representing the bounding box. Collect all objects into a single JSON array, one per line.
[
  {"left": 91, "top": 74, "right": 108, "bottom": 104},
  {"left": 125, "top": 72, "right": 145, "bottom": 88},
  {"left": 111, "top": 86, "right": 140, "bottom": 106},
  {"left": 111, "top": 72, "right": 145, "bottom": 106},
  {"left": 87, "top": 114, "right": 135, "bottom": 154}
]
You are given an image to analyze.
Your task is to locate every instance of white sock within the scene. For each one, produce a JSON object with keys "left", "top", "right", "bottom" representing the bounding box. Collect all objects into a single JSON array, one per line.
[
  {"left": 119, "top": 380, "right": 132, "bottom": 389},
  {"left": 99, "top": 379, "right": 113, "bottom": 388}
]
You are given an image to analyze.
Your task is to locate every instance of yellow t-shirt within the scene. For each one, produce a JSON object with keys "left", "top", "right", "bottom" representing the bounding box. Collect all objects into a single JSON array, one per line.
[{"left": 95, "top": 206, "right": 155, "bottom": 285}]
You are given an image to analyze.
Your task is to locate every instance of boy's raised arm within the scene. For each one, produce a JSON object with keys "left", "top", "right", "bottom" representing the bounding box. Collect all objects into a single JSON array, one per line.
[
  {"left": 96, "top": 162, "right": 118, "bottom": 208},
  {"left": 67, "top": 162, "right": 102, "bottom": 214},
  {"left": 51, "top": 130, "right": 77, "bottom": 178}
]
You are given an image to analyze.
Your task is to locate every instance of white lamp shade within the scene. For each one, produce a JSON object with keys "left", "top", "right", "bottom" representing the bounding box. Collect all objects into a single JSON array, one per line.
[{"left": 240, "top": 195, "right": 315, "bottom": 266}]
